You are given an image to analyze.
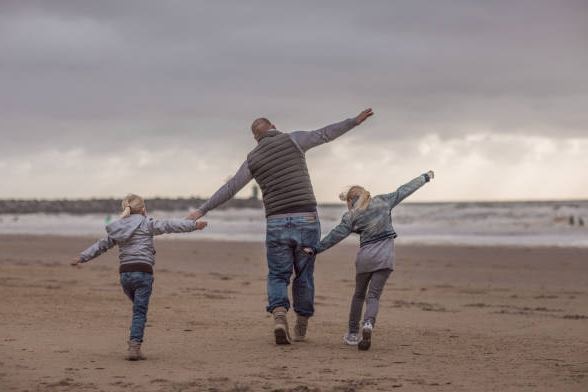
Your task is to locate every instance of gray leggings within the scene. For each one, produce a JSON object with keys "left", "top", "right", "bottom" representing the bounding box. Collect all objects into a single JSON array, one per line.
[{"left": 348, "top": 268, "right": 392, "bottom": 333}]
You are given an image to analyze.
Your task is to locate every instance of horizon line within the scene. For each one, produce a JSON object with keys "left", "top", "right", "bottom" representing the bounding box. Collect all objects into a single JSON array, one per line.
[{"left": 1, "top": 197, "right": 587, "bottom": 204}]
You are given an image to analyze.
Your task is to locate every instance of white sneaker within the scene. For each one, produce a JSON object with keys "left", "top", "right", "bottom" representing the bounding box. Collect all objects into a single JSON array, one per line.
[
  {"left": 343, "top": 332, "right": 361, "bottom": 346},
  {"left": 358, "top": 321, "right": 373, "bottom": 351}
]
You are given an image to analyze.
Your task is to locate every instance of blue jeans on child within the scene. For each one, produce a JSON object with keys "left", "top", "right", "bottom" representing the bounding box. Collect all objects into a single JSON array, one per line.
[
  {"left": 265, "top": 212, "right": 321, "bottom": 317},
  {"left": 120, "top": 272, "right": 153, "bottom": 342}
]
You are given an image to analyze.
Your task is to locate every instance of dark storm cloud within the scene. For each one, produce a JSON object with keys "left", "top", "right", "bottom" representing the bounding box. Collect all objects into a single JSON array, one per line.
[{"left": 0, "top": 0, "right": 587, "bottom": 157}]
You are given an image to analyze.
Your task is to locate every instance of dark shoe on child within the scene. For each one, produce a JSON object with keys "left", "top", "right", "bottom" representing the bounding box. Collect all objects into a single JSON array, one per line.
[
  {"left": 293, "top": 314, "right": 309, "bottom": 342},
  {"left": 127, "top": 340, "right": 146, "bottom": 361},
  {"left": 272, "top": 306, "right": 291, "bottom": 345},
  {"left": 358, "top": 321, "right": 373, "bottom": 351}
]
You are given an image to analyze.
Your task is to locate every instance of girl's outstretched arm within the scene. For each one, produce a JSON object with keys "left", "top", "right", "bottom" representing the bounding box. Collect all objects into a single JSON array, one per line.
[
  {"left": 384, "top": 171, "right": 433, "bottom": 209},
  {"left": 77, "top": 236, "right": 117, "bottom": 264},
  {"left": 150, "top": 218, "right": 207, "bottom": 236},
  {"left": 314, "top": 214, "right": 353, "bottom": 254}
]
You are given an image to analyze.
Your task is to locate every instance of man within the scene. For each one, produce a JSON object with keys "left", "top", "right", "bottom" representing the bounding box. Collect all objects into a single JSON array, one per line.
[{"left": 188, "top": 108, "right": 374, "bottom": 344}]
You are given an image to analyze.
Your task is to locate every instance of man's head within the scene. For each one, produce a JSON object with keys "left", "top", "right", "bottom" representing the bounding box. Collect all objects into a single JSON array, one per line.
[{"left": 251, "top": 117, "right": 275, "bottom": 141}]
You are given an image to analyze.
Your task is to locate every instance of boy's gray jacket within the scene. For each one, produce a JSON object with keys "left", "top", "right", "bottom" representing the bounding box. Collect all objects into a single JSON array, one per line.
[
  {"left": 315, "top": 174, "right": 430, "bottom": 253},
  {"left": 79, "top": 215, "right": 197, "bottom": 267}
]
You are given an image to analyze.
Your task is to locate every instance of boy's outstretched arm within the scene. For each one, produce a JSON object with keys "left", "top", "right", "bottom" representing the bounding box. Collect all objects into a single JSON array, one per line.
[
  {"left": 290, "top": 108, "right": 374, "bottom": 152},
  {"left": 150, "top": 218, "right": 207, "bottom": 236},
  {"left": 312, "top": 214, "right": 353, "bottom": 254},
  {"left": 385, "top": 171, "right": 434, "bottom": 209},
  {"left": 73, "top": 236, "right": 117, "bottom": 265}
]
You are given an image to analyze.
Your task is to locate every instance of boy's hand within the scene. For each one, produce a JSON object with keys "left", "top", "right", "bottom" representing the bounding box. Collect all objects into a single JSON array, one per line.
[
  {"left": 302, "top": 247, "right": 315, "bottom": 256},
  {"left": 427, "top": 170, "right": 435, "bottom": 180},
  {"left": 71, "top": 257, "right": 82, "bottom": 266},
  {"left": 195, "top": 221, "right": 208, "bottom": 230},
  {"left": 186, "top": 209, "right": 203, "bottom": 220},
  {"left": 355, "top": 108, "right": 374, "bottom": 125}
]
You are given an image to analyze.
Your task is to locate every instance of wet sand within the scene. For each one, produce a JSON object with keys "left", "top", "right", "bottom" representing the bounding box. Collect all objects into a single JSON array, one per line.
[{"left": 1, "top": 235, "right": 587, "bottom": 391}]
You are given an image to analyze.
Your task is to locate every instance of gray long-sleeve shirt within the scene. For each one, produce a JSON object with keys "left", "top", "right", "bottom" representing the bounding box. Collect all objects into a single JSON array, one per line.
[{"left": 198, "top": 118, "right": 357, "bottom": 215}]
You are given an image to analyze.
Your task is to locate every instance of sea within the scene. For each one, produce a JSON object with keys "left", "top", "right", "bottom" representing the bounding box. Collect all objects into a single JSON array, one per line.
[{"left": 1, "top": 201, "right": 587, "bottom": 248}]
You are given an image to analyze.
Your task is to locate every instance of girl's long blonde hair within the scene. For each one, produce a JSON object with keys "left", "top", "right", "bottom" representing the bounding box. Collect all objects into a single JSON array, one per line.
[
  {"left": 339, "top": 185, "right": 371, "bottom": 211},
  {"left": 120, "top": 194, "right": 146, "bottom": 218}
]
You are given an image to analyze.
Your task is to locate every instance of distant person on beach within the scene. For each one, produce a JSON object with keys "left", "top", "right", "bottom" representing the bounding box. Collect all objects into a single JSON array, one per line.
[
  {"left": 303, "top": 171, "right": 434, "bottom": 350},
  {"left": 187, "top": 109, "right": 374, "bottom": 344},
  {"left": 71, "top": 194, "right": 208, "bottom": 360}
]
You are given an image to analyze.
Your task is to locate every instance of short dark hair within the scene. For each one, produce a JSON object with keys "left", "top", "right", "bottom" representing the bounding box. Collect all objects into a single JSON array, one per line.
[{"left": 251, "top": 118, "right": 271, "bottom": 139}]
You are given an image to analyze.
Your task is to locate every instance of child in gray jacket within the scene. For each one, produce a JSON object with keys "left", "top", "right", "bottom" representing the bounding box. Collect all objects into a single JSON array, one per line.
[
  {"left": 304, "top": 171, "right": 434, "bottom": 350},
  {"left": 71, "top": 194, "right": 207, "bottom": 360}
]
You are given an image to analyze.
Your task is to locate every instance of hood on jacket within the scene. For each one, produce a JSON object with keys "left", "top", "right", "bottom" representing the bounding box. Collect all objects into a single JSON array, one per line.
[{"left": 106, "top": 214, "right": 145, "bottom": 242}]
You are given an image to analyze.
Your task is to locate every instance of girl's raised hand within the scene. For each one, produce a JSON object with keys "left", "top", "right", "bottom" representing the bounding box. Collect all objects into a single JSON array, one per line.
[
  {"left": 195, "top": 221, "right": 208, "bottom": 230},
  {"left": 427, "top": 170, "right": 435, "bottom": 180}
]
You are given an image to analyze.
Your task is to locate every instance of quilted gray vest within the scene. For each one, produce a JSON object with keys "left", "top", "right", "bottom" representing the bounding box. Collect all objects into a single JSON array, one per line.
[{"left": 247, "top": 130, "right": 317, "bottom": 217}]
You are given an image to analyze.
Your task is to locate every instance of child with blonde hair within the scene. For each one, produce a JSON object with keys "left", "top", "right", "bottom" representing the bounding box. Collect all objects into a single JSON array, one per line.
[
  {"left": 304, "top": 171, "right": 434, "bottom": 350},
  {"left": 72, "top": 194, "right": 207, "bottom": 360}
]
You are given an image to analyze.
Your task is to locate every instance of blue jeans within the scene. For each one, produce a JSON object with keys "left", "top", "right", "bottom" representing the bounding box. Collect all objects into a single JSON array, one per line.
[
  {"left": 120, "top": 272, "right": 153, "bottom": 342},
  {"left": 265, "top": 212, "right": 321, "bottom": 317}
]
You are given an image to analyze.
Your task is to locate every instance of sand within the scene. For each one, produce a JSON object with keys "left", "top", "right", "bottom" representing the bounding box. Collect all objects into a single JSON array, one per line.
[{"left": 1, "top": 234, "right": 587, "bottom": 391}]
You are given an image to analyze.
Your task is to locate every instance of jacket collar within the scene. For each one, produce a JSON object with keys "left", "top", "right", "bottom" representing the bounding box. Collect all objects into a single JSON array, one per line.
[{"left": 256, "top": 129, "right": 281, "bottom": 142}]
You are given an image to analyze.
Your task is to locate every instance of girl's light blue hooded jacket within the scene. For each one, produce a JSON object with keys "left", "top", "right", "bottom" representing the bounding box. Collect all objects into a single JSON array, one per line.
[{"left": 315, "top": 173, "right": 430, "bottom": 256}]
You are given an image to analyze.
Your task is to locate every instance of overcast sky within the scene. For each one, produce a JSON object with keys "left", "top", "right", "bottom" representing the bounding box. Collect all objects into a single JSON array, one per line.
[{"left": 1, "top": 0, "right": 587, "bottom": 202}]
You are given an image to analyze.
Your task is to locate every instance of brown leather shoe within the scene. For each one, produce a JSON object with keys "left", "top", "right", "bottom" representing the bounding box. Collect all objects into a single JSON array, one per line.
[
  {"left": 293, "top": 314, "right": 309, "bottom": 342},
  {"left": 127, "top": 340, "right": 146, "bottom": 361},
  {"left": 272, "top": 307, "right": 291, "bottom": 345}
]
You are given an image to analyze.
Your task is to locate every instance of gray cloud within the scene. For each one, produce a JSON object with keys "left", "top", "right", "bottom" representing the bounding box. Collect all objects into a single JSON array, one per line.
[{"left": 0, "top": 1, "right": 587, "bottom": 199}]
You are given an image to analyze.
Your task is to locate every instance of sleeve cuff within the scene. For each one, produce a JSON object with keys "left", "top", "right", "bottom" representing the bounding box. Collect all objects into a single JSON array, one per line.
[{"left": 423, "top": 173, "right": 431, "bottom": 182}]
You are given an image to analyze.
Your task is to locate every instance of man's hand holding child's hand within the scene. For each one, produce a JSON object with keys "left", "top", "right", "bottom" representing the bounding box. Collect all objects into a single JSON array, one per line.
[
  {"left": 302, "top": 247, "right": 315, "bottom": 256},
  {"left": 186, "top": 209, "right": 204, "bottom": 220}
]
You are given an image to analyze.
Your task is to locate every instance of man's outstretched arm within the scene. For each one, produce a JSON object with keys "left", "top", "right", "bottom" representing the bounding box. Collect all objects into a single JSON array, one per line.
[
  {"left": 290, "top": 108, "right": 374, "bottom": 152},
  {"left": 188, "top": 161, "right": 253, "bottom": 219}
]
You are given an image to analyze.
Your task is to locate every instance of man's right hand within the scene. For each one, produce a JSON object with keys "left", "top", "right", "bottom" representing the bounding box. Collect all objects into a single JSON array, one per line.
[
  {"left": 355, "top": 108, "right": 374, "bottom": 125},
  {"left": 186, "top": 209, "right": 203, "bottom": 220}
]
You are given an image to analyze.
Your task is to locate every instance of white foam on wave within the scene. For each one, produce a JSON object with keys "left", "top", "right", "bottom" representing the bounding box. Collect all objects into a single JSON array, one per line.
[{"left": 1, "top": 201, "right": 587, "bottom": 248}]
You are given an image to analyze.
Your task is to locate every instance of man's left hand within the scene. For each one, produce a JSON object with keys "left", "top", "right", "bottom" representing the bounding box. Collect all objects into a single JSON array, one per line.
[{"left": 355, "top": 108, "right": 374, "bottom": 125}]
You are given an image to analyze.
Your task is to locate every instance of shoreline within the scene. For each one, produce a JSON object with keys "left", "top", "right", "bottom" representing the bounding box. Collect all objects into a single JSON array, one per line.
[{"left": 2, "top": 233, "right": 588, "bottom": 250}]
